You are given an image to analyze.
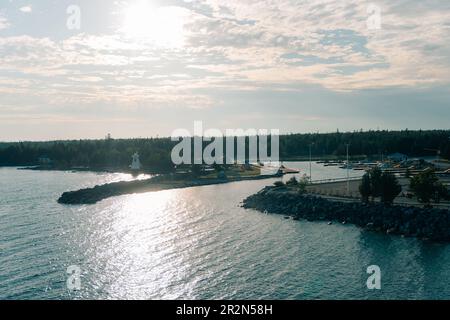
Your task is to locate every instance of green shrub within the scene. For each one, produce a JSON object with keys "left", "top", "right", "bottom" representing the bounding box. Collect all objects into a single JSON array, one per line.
[
  {"left": 274, "top": 181, "right": 285, "bottom": 187},
  {"left": 410, "top": 170, "right": 439, "bottom": 204},
  {"left": 297, "top": 176, "right": 309, "bottom": 194},
  {"left": 286, "top": 176, "right": 299, "bottom": 186}
]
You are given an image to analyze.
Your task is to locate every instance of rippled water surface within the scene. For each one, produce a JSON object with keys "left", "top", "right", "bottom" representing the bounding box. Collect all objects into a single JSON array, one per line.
[{"left": 1, "top": 163, "right": 450, "bottom": 300}]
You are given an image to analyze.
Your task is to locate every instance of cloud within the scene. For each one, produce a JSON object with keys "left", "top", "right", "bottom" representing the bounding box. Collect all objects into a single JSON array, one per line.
[
  {"left": 0, "top": 0, "right": 450, "bottom": 116},
  {"left": 0, "top": 33, "right": 217, "bottom": 112},
  {"left": 19, "top": 6, "right": 32, "bottom": 13},
  {"left": 0, "top": 14, "right": 9, "bottom": 30},
  {"left": 173, "top": 0, "right": 450, "bottom": 91},
  {"left": 4, "top": 2, "right": 450, "bottom": 90}
]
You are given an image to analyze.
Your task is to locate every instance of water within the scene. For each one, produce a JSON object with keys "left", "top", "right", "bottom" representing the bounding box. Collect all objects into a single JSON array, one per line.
[{"left": 1, "top": 163, "right": 450, "bottom": 300}]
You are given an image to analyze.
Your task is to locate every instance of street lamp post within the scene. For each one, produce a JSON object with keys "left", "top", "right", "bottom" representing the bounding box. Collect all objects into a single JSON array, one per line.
[
  {"left": 309, "top": 143, "right": 313, "bottom": 183},
  {"left": 346, "top": 143, "right": 350, "bottom": 196}
]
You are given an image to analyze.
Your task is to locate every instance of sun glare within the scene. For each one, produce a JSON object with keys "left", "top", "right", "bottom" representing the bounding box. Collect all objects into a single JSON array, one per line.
[{"left": 122, "top": 2, "right": 186, "bottom": 47}]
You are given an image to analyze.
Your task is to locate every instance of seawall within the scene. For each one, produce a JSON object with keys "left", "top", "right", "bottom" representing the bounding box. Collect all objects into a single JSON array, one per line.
[{"left": 242, "top": 186, "right": 450, "bottom": 242}]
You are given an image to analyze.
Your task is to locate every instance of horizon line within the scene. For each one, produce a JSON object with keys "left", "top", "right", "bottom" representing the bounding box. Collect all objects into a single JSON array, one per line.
[{"left": 1, "top": 128, "right": 450, "bottom": 143}]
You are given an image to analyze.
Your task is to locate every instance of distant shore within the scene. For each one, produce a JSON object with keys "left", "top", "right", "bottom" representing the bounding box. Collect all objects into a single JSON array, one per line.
[
  {"left": 10, "top": 154, "right": 367, "bottom": 174},
  {"left": 242, "top": 185, "right": 450, "bottom": 242},
  {"left": 18, "top": 165, "right": 166, "bottom": 175}
]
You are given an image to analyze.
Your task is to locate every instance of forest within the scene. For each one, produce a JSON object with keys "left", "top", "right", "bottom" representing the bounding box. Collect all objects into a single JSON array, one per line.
[{"left": 0, "top": 130, "right": 449, "bottom": 172}]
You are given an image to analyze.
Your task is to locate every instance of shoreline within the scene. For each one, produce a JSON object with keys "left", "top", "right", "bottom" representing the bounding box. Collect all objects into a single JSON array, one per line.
[
  {"left": 242, "top": 185, "right": 450, "bottom": 242},
  {"left": 17, "top": 165, "right": 166, "bottom": 175}
]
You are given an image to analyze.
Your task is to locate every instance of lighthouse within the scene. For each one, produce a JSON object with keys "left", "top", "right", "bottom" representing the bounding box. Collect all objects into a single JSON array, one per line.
[{"left": 130, "top": 152, "right": 142, "bottom": 171}]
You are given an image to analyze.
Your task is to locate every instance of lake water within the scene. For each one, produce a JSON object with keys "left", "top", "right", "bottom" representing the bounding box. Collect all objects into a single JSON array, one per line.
[{"left": 1, "top": 163, "right": 450, "bottom": 300}]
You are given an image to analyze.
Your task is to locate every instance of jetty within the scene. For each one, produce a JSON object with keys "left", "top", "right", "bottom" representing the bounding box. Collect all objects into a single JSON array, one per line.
[
  {"left": 242, "top": 185, "right": 450, "bottom": 242},
  {"left": 58, "top": 168, "right": 286, "bottom": 205}
]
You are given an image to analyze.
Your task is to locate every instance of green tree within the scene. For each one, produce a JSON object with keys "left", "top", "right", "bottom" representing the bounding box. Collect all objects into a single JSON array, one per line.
[
  {"left": 410, "top": 170, "right": 439, "bottom": 205},
  {"left": 359, "top": 173, "right": 372, "bottom": 203},
  {"left": 298, "top": 177, "right": 309, "bottom": 194},
  {"left": 274, "top": 181, "right": 285, "bottom": 187},
  {"left": 286, "top": 176, "right": 299, "bottom": 186},
  {"left": 369, "top": 167, "right": 383, "bottom": 199},
  {"left": 380, "top": 172, "right": 402, "bottom": 205},
  {"left": 433, "top": 181, "right": 449, "bottom": 203}
]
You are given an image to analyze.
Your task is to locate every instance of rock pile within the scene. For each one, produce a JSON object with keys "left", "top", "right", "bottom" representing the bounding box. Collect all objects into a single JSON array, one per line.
[{"left": 242, "top": 186, "right": 450, "bottom": 242}]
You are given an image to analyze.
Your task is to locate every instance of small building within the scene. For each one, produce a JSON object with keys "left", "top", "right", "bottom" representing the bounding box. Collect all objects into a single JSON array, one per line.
[
  {"left": 130, "top": 152, "right": 141, "bottom": 171},
  {"left": 387, "top": 153, "right": 408, "bottom": 162},
  {"left": 38, "top": 155, "right": 53, "bottom": 166}
]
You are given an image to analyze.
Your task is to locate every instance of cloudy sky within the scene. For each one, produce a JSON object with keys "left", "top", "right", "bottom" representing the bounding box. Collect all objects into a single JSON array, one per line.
[{"left": 0, "top": 0, "right": 449, "bottom": 140}]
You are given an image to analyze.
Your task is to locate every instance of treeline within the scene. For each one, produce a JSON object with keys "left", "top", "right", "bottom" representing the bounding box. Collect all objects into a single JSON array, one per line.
[
  {"left": 280, "top": 129, "right": 450, "bottom": 158},
  {"left": 0, "top": 138, "right": 175, "bottom": 172},
  {"left": 0, "top": 130, "right": 449, "bottom": 171}
]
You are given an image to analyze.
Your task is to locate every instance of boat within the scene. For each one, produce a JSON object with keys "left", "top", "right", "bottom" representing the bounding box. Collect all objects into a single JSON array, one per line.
[
  {"left": 339, "top": 162, "right": 353, "bottom": 169},
  {"left": 324, "top": 163, "right": 339, "bottom": 167}
]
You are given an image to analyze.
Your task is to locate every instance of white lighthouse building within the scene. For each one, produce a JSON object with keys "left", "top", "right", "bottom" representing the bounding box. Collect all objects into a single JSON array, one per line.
[{"left": 130, "top": 152, "right": 142, "bottom": 171}]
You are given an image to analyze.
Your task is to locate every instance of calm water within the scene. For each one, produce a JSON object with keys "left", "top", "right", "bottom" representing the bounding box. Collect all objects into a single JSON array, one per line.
[{"left": 1, "top": 163, "right": 450, "bottom": 300}]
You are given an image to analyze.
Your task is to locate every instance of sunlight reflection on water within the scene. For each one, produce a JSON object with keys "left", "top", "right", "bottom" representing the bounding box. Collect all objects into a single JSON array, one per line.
[{"left": 1, "top": 164, "right": 450, "bottom": 300}]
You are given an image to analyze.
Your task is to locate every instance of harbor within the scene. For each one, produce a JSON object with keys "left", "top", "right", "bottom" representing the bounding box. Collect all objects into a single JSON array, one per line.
[{"left": 302, "top": 154, "right": 450, "bottom": 209}]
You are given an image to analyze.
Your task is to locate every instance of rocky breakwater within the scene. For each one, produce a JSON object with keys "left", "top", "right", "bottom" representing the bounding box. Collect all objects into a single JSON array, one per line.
[
  {"left": 58, "top": 172, "right": 283, "bottom": 205},
  {"left": 242, "top": 186, "right": 450, "bottom": 242}
]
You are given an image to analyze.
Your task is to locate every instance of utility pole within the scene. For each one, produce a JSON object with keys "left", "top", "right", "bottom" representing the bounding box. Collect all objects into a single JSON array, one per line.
[
  {"left": 309, "top": 144, "right": 312, "bottom": 182},
  {"left": 346, "top": 143, "right": 350, "bottom": 196}
]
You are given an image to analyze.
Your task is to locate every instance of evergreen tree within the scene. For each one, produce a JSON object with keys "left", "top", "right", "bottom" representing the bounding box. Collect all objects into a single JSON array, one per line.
[
  {"left": 369, "top": 167, "right": 383, "bottom": 199},
  {"left": 410, "top": 170, "right": 449, "bottom": 205},
  {"left": 410, "top": 170, "right": 439, "bottom": 205},
  {"left": 359, "top": 173, "right": 372, "bottom": 203},
  {"left": 380, "top": 172, "right": 402, "bottom": 205}
]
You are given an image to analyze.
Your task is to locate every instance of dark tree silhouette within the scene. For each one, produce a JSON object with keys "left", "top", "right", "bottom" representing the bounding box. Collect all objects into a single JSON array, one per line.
[
  {"left": 410, "top": 170, "right": 448, "bottom": 205},
  {"left": 359, "top": 173, "right": 372, "bottom": 203},
  {"left": 380, "top": 172, "right": 402, "bottom": 205},
  {"left": 369, "top": 167, "right": 383, "bottom": 199},
  {"left": 1, "top": 130, "right": 449, "bottom": 172}
]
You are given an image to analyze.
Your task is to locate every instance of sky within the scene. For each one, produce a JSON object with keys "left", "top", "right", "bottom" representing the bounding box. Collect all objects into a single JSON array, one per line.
[{"left": 0, "top": 0, "right": 450, "bottom": 141}]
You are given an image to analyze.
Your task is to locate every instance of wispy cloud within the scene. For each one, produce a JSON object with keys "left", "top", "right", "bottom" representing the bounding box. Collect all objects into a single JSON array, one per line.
[
  {"left": 0, "top": 14, "right": 9, "bottom": 30},
  {"left": 0, "top": 0, "right": 450, "bottom": 139},
  {"left": 2, "top": 0, "right": 447, "bottom": 93},
  {"left": 19, "top": 6, "right": 32, "bottom": 13},
  {"left": 180, "top": 0, "right": 450, "bottom": 91}
]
